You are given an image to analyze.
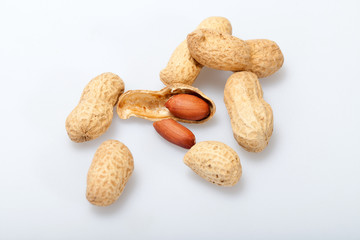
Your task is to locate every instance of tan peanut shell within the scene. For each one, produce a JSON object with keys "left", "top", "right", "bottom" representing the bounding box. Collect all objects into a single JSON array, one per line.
[
  {"left": 86, "top": 140, "right": 134, "bottom": 207},
  {"left": 187, "top": 29, "right": 284, "bottom": 78},
  {"left": 160, "top": 16, "right": 232, "bottom": 86},
  {"left": 197, "top": 16, "right": 232, "bottom": 35},
  {"left": 224, "top": 72, "right": 273, "bottom": 152},
  {"left": 187, "top": 29, "right": 250, "bottom": 71},
  {"left": 184, "top": 141, "right": 242, "bottom": 186},
  {"left": 160, "top": 40, "right": 202, "bottom": 86},
  {"left": 117, "top": 84, "right": 215, "bottom": 124},
  {"left": 65, "top": 73, "right": 124, "bottom": 142},
  {"left": 245, "top": 39, "right": 284, "bottom": 78}
]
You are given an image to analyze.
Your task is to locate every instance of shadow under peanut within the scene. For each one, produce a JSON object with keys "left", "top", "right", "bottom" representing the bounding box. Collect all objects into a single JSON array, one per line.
[
  {"left": 193, "top": 67, "right": 232, "bottom": 93},
  {"left": 186, "top": 170, "right": 246, "bottom": 196},
  {"left": 194, "top": 66, "right": 287, "bottom": 92},
  {"left": 259, "top": 67, "right": 287, "bottom": 89},
  {"left": 236, "top": 129, "right": 279, "bottom": 162}
]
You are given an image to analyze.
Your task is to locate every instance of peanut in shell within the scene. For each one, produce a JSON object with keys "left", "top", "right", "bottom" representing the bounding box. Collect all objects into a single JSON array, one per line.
[
  {"left": 86, "top": 140, "right": 134, "bottom": 207},
  {"left": 224, "top": 72, "right": 273, "bottom": 152},
  {"left": 187, "top": 29, "right": 284, "bottom": 78},
  {"left": 187, "top": 29, "right": 250, "bottom": 71},
  {"left": 245, "top": 39, "right": 284, "bottom": 78},
  {"left": 184, "top": 141, "right": 242, "bottom": 186},
  {"left": 65, "top": 72, "right": 124, "bottom": 142},
  {"left": 160, "top": 16, "right": 232, "bottom": 86}
]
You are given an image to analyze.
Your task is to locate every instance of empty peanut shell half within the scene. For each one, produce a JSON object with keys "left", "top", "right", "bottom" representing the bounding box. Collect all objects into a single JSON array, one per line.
[{"left": 117, "top": 84, "right": 215, "bottom": 124}]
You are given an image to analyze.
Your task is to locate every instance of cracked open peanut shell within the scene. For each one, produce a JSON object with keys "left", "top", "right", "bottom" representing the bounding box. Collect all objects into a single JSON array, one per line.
[{"left": 117, "top": 84, "right": 215, "bottom": 124}]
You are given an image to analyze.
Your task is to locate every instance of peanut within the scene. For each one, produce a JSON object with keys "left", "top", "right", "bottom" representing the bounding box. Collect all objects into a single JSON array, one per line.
[
  {"left": 197, "top": 16, "right": 232, "bottom": 34},
  {"left": 117, "top": 84, "right": 215, "bottom": 124},
  {"left": 65, "top": 73, "right": 124, "bottom": 142},
  {"left": 153, "top": 119, "right": 196, "bottom": 149},
  {"left": 184, "top": 141, "right": 242, "bottom": 186},
  {"left": 245, "top": 39, "right": 284, "bottom": 78},
  {"left": 86, "top": 140, "right": 134, "bottom": 206},
  {"left": 224, "top": 72, "right": 273, "bottom": 152},
  {"left": 187, "top": 29, "right": 284, "bottom": 78},
  {"left": 187, "top": 29, "right": 250, "bottom": 71},
  {"left": 160, "top": 16, "right": 232, "bottom": 86},
  {"left": 165, "top": 94, "right": 210, "bottom": 121}
]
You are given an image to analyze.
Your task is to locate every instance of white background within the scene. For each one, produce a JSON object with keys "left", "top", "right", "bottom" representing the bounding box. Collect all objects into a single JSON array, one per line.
[{"left": 0, "top": 0, "right": 359, "bottom": 239}]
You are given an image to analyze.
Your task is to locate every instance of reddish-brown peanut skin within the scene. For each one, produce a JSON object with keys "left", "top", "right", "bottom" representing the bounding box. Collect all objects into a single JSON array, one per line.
[
  {"left": 153, "top": 119, "right": 196, "bottom": 149},
  {"left": 165, "top": 94, "right": 210, "bottom": 121}
]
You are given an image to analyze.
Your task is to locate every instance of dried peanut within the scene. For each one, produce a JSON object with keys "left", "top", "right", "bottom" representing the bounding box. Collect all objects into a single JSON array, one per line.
[
  {"left": 187, "top": 29, "right": 250, "bottom": 71},
  {"left": 224, "top": 72, "right": 273, "bottom": 152},
  {"left": 245, "top": 39, "right": 284, "bottom": 78},
  {"left": 65, "top": 73, "right": 124, "bottom": 142},
  {"left": 165, "top": 94, "right": 210, "bottom": 121},
  {"left": 184, "top": 141, "right": 242, "bottom": 186},
  {"left": 160, "top": 16, "right": 232, "bottom": 86},
  {"left": 86, "top": 140, "right": 134, "bottom": 206},
  {"left": 117, "top": 84, "right": 215, "bottom": 124},
  {"left": 153, "top": 119, "right": 196, "bottom": 149},
  {"left": 187, "top": 29, "right": 284, "bottom": 78},
  {"left": 197, "top": 16, "right": 232, "bottom": 34},
  {"left": 160, "top": 40, "right": 202, "bottom": 86}
]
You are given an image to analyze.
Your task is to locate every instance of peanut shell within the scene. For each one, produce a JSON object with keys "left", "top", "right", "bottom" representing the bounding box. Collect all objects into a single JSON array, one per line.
[
  {"left": 245, "top": 39, "right": 284, "bottom": 78},
  {"left": 160, "top": 16, "right": 232, "bottom": 86},
  {"left": 184, "top": 141, "right": 242, "bottom": 186},
  {"left": 65, "top": 73, "right": 124, "bottom": 142},
  {"left": 117, "top": 84, "right": 215, "bottom": 124},
  {"left": 160, "top": 40, "right": 202, "bottom": 86},
  {"left": 187, "top": 30, "right": 284, "bottom": 78},
  {"left": 187, "top": 29, "right": 251, "bottom": 71},
  {"left": 224, "top": 72, "right": 273, "bottom": 152},
  {"left": 86, "top": 140, "right": 134, "bottom": 207},
  {"left": 197, "top": 16, "right": 232, "bottom": 35}
]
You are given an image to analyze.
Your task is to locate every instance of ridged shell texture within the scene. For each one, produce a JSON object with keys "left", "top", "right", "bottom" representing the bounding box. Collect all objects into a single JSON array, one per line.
[
  {"left": 224, "top": 72, "right": 273, "bottom": 152},
  {"left": 187, "top": 29, "right": 250, "bottom": 71},
  {"left": 184, "top": 141, "right": 242, "bottom": 186},
  {"left": 86, "top": 140, "right": 134, "bottom": 206},
  {"left": 65, "top": 73, "right": 124, "bottom": 142},
  {"left": 187, "top": 29, "right": 284, "bottom": 78},
  {"left": 160, "top": 16, "right": 232, "bottom": 86}
]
